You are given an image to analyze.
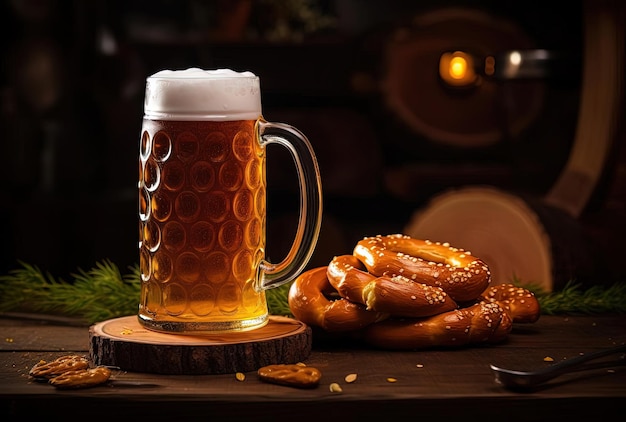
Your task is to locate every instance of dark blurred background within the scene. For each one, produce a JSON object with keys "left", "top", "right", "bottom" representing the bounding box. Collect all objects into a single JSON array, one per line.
[{"left": 0, "top": 0, "right": 624, "bottom": 285}]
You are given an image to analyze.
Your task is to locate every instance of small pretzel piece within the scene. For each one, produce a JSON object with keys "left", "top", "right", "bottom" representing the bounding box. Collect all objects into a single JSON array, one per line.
[
  {"left": 29, "top": 355, "right": 90, "bottom": 380},
  {"left": 49, "top": 366, "right": 112, "bottom": 389},
  {"left": 258, "top": 364, "right": 322, "bottom": 388}
]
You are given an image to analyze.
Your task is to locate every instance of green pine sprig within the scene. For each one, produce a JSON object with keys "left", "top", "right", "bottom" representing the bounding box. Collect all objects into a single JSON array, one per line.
[
  {"left": 533, "top": 280, "right": 626, "bottom": 315},
  {"left": 1, "top": 261, "right": 625, "bottom": 324},
  {"left": 266, "top": 282, "right": 293, "bottom": 317},
  {"left": 0, "top": 260, "right": 294, "bottom": 324},
  {"left": 0, "top": 260, "right": 140, "bottom": 324}
]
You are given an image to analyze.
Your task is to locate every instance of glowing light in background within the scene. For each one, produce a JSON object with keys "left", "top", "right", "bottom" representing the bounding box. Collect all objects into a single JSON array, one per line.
[
  {"left": 449, "top": 56, "right": 468, "bottom": 79},
  {"left": 509, "top": 50, "right": 522, "bottom": 66},
  {"left": 439, "top": 51, "right": 477, "bottom": 87}
]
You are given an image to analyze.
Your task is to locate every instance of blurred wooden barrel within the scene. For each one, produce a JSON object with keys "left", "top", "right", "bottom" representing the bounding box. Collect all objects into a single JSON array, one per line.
[{"left": 404, "top": 186, "right": 599, "bottom": 292}]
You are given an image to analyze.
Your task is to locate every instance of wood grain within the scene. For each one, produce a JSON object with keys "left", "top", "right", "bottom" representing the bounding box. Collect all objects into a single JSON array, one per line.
[
  {"left": 2, "top": 314, "right": 625, "bottom": 421},
  {"left": 89, "top": 315, "right": 312, "bottom": 374}
]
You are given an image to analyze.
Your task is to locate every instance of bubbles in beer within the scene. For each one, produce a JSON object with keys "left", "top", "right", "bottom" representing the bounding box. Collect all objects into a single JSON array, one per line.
[
  {"left": 190, "top": 161, "right": 215, "bottom": 191},
  {"left": 176, "top": 132, "right": 199, "bottom": 162},
  {"left": 163, "top": 283, "right": 187, "bottom": 315},
  {"left": 175, "top": 191, "right": 201, "bottom": 222},
  {"left": 138, "top": 119, "right": 267, "bottom": 331},
  {"left": 206, "top": 251, "right": 230, "bottom": 284},
  {"left": 190, "top": 284, "right": 216, "bottom": 316},
  {"left": 219, "top": 220, "right": 244, "bottom": 252},
  {"left": 233, "top": 131, "right": 254, "bottom": 161},
  {"left": 152, "top": 131, "right": 171, "bottom": 162},
  {"left": 233, "top": 189, "right": 253, "bottom": 221},
  {"left": 140, "top": 131, "right": 151, "bottom": 160},
  {"left": 139, "top": 188, "right": 151, "bottom": 222},
  {"left": 142, "top": 220, "right": 161, "bottom": 252},
  {"left": 152, "top": 252, "right": 173, "bottom": 283},
  {"left": 163, "top": 160, "right": 185, "bottom": 191},
  {"left": 206, "top": 191, "right": 230, "bottom": 222},
  {"left": 204, "top": 132, "right": 229, "bottom": 162},
  {"left": 151, "top": 192, "right": 172, "bottom": 222},
  {"left": 176, "top": 252, "right": 201, "bottom": 283},
  {"left": 219, "top": 161, "right": 244, "bottom": 191},
  {"left": 217, "top": 282, "right": 242, "bottom": 314},
  {"left": 189, "top": 221, "right": 216, "bottom": 252},
  {"left": 143, "top": 159, "right": 160, "bottom": 192},
  {"left": 162, "top": 221, "right": 186, "bottom": 252},
  {"left": 140, "top": 248, "right": 151, "bottom": 282}
]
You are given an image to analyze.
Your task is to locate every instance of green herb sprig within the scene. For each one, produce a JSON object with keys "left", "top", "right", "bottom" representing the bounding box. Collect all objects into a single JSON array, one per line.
[
  {"left": 1, "top": 261, "right": 624, "bottom": 324},
  {"left": 0, "top": 260, "right": 293, "bottom": 324},
  {"left": 0, "top": 260, "right": 140, "bottom": 324},
  {"left": 532, "top": 280, "right": 626, "bottom": 315}
]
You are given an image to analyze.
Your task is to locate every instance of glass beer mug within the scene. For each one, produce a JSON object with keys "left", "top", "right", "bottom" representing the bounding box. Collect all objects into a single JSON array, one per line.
[{"left": 137, "top": 68, "right": 322, "bottom": 333}]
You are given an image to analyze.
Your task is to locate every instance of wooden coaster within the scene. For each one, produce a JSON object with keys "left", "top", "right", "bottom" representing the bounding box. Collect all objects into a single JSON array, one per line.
[{"left": 89, "top": 315, "right": 311, "bottom": 375}]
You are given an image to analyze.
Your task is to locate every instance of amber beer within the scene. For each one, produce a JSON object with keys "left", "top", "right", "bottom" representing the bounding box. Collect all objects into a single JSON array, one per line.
[{"left": 138, "top": 69, "right": 321, "bottom": 333}]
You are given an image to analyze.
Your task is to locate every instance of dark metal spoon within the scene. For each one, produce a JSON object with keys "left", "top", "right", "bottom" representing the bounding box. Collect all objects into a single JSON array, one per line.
[{"left": 490, "top": 343, "right": 626, "bottom": 389}]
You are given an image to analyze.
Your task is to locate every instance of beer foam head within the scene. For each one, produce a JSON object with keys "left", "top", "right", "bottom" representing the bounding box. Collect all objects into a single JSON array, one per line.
[{"left": 144, "top": 68, "right": 262, "bottom": 120}]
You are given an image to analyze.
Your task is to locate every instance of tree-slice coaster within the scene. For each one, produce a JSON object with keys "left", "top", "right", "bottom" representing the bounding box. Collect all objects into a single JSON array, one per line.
[{"left": 89, "top": 315, "right": 311, "bottom": 375}]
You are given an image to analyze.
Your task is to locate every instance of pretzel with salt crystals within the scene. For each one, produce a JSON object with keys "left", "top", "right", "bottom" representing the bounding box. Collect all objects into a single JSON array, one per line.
[
  {"left": 327, "top": 254, "right": 458, "bottom": 318},
  {"left": 362, "top": 300, "right": 513, "bottom": 350},
  {"left": 288, "top": 265, "right": 516, "bottom": 348},
  {"left": 353, "top": 234, "right": 491, "bottom": 302},
  {"left": 288, "top": 266, "right": 386, "bottom": 332},
  {"left": 288, "top": 234, "right": 540, "bottom": 349}
]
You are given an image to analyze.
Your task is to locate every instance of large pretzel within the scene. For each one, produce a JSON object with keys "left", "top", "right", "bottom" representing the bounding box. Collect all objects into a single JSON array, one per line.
[
  {"left": 288, "top": 234, "right": 540, "bottom": 350},
  {"left": 353, "top": 234, "right": 491, "bottom": 302},
  {"left": 288, "top": 266, "right": 520, "bottom": 349}
]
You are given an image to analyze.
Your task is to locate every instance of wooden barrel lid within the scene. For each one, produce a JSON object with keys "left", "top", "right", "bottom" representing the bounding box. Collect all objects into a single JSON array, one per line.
[
  {"left": 89, "top": 315, "right": 311, "bottom": 375},
  {"left": 405, "top": 186, "right": 553, "bottom": 291},
  {"left": 406, "top": 185, "right": 597, "bottom": 292}
]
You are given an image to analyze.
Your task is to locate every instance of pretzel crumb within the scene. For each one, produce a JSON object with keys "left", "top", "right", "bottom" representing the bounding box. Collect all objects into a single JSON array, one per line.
[
  {"left": 235, "top": 372, "right": 246, "bottom": 381},
  {"left": 344, "top": 373, "right": 357, "bottom": 383},
  {"left": 543, "top": 356, "right": 554, "bottom": 362},
  {"left": 329, "top": 382, "right": 343, "bottom": 393}
]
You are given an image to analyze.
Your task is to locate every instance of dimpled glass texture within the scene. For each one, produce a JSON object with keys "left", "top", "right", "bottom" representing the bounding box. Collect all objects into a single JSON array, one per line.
[{"left": 138, "top": 119, "right": 268, "bottom": 333}]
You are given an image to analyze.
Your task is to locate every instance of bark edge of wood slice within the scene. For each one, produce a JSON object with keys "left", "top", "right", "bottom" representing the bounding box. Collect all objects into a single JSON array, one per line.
[{"left": 89, "top": 315, "right": 312, "bottom": 375}]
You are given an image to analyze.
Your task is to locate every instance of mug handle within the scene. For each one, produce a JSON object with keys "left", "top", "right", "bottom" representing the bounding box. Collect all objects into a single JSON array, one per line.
[{"left": 256, "top": 119, "right": 323, "bottom": 291}]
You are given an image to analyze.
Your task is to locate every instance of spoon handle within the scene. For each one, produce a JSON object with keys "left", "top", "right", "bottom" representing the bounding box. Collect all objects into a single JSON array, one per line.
[
  {"left": 539, "top": 343, "right": 626, "bottom": 376},
  {"left": 491, "top": 343, "right": 626, "bottom": 388}
]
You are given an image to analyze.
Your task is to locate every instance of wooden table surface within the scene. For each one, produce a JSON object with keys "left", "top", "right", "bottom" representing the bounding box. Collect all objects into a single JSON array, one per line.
[{"left": 1, "top": 312, "right": 625, "bottom": 421}]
